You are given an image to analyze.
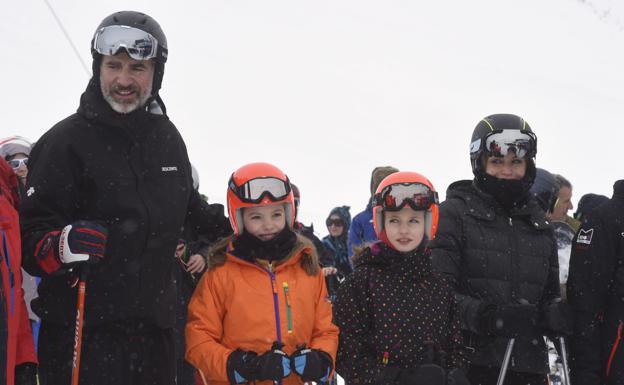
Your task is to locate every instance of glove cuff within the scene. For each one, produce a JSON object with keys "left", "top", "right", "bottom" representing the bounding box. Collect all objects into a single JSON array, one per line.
[{"left": 34, "top": 231, "right": 62, "bottom": 274}]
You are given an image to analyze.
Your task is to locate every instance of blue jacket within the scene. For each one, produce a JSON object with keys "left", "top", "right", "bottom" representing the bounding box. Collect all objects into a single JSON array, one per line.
[{"left": 347, "top": 203, "right": 377, "bottom": 257}]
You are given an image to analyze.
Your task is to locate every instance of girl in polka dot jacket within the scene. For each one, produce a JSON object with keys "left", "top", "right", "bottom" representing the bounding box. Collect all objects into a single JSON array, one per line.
[{"left": 334, "top": 172, "right": 469, "bottom": 385}]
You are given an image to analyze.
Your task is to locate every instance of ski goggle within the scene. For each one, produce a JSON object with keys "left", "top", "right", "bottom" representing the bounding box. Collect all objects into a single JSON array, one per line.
[
  {"left": 8, "top": 158, "right": 28, "bottom": 169},
  {"left": 229, "top": 176, "right": 291, "bottom": 204},
  {"left": 373, "top": 182, "right": 438, "bottom": 212},
  {"left": 93, "top": 25, "right": 161, "bottom": 61},
  {"left": 483, "top": 130, "right": 536, "bottom": 159}
]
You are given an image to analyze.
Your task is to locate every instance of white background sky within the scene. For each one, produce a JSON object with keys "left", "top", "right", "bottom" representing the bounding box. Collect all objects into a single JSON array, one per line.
[{"left": 2, "top": 0, "right": 624, "bottom": 237}]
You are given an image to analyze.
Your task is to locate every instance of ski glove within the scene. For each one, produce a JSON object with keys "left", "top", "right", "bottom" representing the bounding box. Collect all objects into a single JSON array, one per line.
[
  {"left": 14, "top": 363, "right": 37, "bottom": 385},
  {"left": 227, "top": 343, "right": 291, "bottom": 384},
  {"left": 255, "top": 343, "right": 291, "bottom": 381},
  {"left": 540, "top": 300, "right": 573, "bottom": 337},
  {"left": 478, "top": 302, "right": 539, "bottom": 338},
  {"left": 58, "top": 221, "right": 108, "bottom": 264},
  {"left": 226, "top": 350, "right": 259, "bottom": 384},
  {"left": 291, "top": 347, "right": 333, "bottom": 382}
]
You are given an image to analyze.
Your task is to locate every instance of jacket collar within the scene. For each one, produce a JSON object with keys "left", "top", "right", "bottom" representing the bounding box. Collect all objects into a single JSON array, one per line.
[{"left": 447, "top": 179, "right": 551, "bottom": 230}]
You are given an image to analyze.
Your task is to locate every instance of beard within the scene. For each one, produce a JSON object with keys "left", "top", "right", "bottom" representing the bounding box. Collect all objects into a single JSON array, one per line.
[{"left": 100, "top": 81, "right": 152, "bottom": 114}]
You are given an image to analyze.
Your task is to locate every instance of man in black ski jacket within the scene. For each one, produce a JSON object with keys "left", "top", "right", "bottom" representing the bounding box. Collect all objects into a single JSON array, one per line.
[
  {"left": 20, "top": 11, "right": 229, "bottom": 385},
  {"left": 567, "top": 180, "right": 624, "bottom": 385}
]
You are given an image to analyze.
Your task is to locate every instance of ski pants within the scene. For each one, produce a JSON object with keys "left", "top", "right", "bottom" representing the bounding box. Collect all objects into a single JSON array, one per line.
[
  {"left": 467, "top": 365, "right": 548, "bottom": 385},
  {"left": 38, "top": 318, "right": 175, "bottom": 385}
]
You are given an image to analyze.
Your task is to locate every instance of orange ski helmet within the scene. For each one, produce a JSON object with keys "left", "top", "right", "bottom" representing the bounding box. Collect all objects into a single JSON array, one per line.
[
  {"left": 372, "top": 171, "right": 439, "bottom": 241},
  {"left": 227, "top": 162, "right": 295, "bottom": 235}
]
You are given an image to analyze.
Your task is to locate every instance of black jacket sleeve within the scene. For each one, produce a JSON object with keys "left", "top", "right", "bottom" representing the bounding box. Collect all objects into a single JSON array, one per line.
[
  {"left": 567, "top": 213, "right": 617, "bottom": 385},
  {"left": 334, "top": 267, "right": 380, "bottom": 384},
  {"left": 429, "top": 200, "right": 485, "bottom": 334},
  {"left": 20, "top": 129, "right": 78, "bottom": 277}
]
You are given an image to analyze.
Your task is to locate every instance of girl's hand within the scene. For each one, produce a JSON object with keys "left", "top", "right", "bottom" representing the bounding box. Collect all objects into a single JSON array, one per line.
[
  {"left": 322, "top": 267, "right": 338, "bottom": 276},
  {"left": 174, "top": 243, "right": 186, "bottom": 259},
  {"left": 186, "top": 254, "right": 206, "bottom": 274}
]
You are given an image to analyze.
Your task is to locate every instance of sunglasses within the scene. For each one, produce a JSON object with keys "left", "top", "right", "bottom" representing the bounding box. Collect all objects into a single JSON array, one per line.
[
  {"left": 326, "top": 218, "right": 344, "bottom": 227},
  {"left": 8, "top": 158, "right": 28, "bottom": 169}
]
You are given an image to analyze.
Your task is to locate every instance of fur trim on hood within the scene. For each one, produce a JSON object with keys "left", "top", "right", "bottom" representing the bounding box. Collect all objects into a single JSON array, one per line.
[{"left": 202, "top": 233, "right": 320, "bottom": 276}]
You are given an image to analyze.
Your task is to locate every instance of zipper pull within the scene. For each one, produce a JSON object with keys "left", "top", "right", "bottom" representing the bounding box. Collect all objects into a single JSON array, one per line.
[{"left": 508, "top": 217, "right": 513, "bottom": 226}]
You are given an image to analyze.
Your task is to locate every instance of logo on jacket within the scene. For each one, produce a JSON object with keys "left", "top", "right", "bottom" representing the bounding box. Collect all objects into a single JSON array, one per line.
[
  {"left": 577, "top": 228, "right": 594, "bottom": 245},
  {"left": 161, "top": 166, "right": 178, "bottom": 172},
  {"left": 26, "top": 187, "right": 35, "bottom": 196}
]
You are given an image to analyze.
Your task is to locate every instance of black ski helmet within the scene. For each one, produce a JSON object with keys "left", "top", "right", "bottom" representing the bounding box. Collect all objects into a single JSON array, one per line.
[
  {"left": 530, "top": 168, "right": 559, "bottom": 213},
  {"left": 91, "top": 11, "right": 168, "bottom": 97},
  {"left": 469, "top": 113, "right": 537, "bottom": 176}
]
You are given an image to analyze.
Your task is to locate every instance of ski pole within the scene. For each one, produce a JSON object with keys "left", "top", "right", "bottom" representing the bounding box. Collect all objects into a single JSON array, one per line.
[
  {"left": 71, "top": 264, "right": 89, "bottom": 385},
  {"left": 559, "top": 337, "right": 571, "bottom": 385},
  {"left": 497, "top": 338, "right": 515, "bottom": 385}
]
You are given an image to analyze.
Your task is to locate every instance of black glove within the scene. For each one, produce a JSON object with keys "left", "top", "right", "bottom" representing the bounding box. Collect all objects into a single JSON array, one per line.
[
  {"left": 227, "top": 349, "right": 259, "bottom": 384},
  {"left": 447, "top": 368, "right": 471, "bottom": 385},
  {"left": 57, "top": 220, "right": 108, "bottom": 265},
  {"left": 255, "top": 343, "right": 291, "bottom": 382},
  {"left": 478, "top": 302, "right": 539, "bottom": 338},
  {"left": 291, "top": 347, "right": 333, "bottom": 382},
  {"left": 226, "top": 344, "right": 291, "bottom": 384},
  {"left": 14, "top": 363, "right": 37, "bottom": 385},
  {"left": 540, "top": 300, "right": 573, "bottom": 337}
]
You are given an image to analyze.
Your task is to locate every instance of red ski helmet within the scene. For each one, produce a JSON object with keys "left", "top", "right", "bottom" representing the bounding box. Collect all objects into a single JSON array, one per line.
[
  {"left": 372, "top": 171, "right": 439, "bottom": 242},
  {"left": 227, "top": 162, "right": 295, "bottom": 235}
]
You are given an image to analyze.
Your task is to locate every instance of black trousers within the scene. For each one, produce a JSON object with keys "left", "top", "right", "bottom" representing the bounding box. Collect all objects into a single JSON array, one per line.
[
  {"left": 467, "top": 365, "right": 548, "bottom": 385},
  {"left": 38, "top": 319, "right": 175, "bottom": 385}
]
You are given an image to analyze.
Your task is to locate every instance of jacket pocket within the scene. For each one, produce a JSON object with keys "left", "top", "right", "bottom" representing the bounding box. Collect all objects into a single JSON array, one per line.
[{"left": 283, "top": 281, "right": 293, "bottom": 335}]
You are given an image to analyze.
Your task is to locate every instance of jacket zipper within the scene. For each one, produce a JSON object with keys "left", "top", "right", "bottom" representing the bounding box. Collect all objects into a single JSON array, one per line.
[
  {"left": 267, "top": 268, "right": 283, "bottom": 344},
  {"left": 283, "top": 282, "right": 293, "bottom": 334},
  {"left": 606, "top": 320, "right": 623, "bottom": 378}
]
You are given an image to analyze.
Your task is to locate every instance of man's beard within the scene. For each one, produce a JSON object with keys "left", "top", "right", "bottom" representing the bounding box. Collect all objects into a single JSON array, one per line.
[{"left": 101, "top": 82, "right": 152, "bottom": 114}]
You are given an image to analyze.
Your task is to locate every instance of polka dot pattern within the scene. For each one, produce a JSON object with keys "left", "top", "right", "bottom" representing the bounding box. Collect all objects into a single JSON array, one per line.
[{"left": 334, "top": 242, "right": 465, "bottom": 384}]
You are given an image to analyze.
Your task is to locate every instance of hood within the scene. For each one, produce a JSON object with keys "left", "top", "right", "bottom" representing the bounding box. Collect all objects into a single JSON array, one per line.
[{"left": 326, "top": 205, "right": 351, "bottom": 235}]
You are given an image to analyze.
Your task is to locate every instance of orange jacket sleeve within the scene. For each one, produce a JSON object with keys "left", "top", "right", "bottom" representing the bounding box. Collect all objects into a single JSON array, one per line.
[{"left": 185, "top": 270, "right": 233, "bottom": 382}]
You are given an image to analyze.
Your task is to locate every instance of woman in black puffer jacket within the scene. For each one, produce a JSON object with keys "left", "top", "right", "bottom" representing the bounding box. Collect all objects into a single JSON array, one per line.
[{"left": 429, "top": 114, "right": 565, "bottom": 385}]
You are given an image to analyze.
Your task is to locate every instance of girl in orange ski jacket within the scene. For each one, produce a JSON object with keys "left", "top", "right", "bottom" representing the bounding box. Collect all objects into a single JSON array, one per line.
[{"left": 186, "top": 162, "right": 338, "bottom": 385}]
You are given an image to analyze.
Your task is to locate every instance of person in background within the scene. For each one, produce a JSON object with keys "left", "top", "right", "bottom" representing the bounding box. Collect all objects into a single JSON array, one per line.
[
  {"left": 548, "top": 174, "right": 578, "bottom": 297},
  {"left": 173, "top": 164, "right": 227, "bottom": 385},
  {"left": 0, "top": 137, "right": 41, "bottom": 350},
  {"left": 185, "top": 162, "right": 338, "bottom": 385},
  {"left": 567, "top": 180, "right": 624, "bottom": 385},
  {"left": 0, "top": 158, "right": 38, "bottom": 385},
  {"left": 321, "top": 206, "right": 352, "bottom": 301},
  {"left": 335, "top": 171, "right": 469, "bottom": 385},
  {"left": 429, "top": 114, "right": 567, "bottom": 385},
  {"left": 551, "top": 174, "right": 580, "bottom": 231},
  {"left": 348, "top": 166, "right": 399, "bottom": 257},
  {"left": 290, "top": 183, "right": 335, "bottom": 270}
]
